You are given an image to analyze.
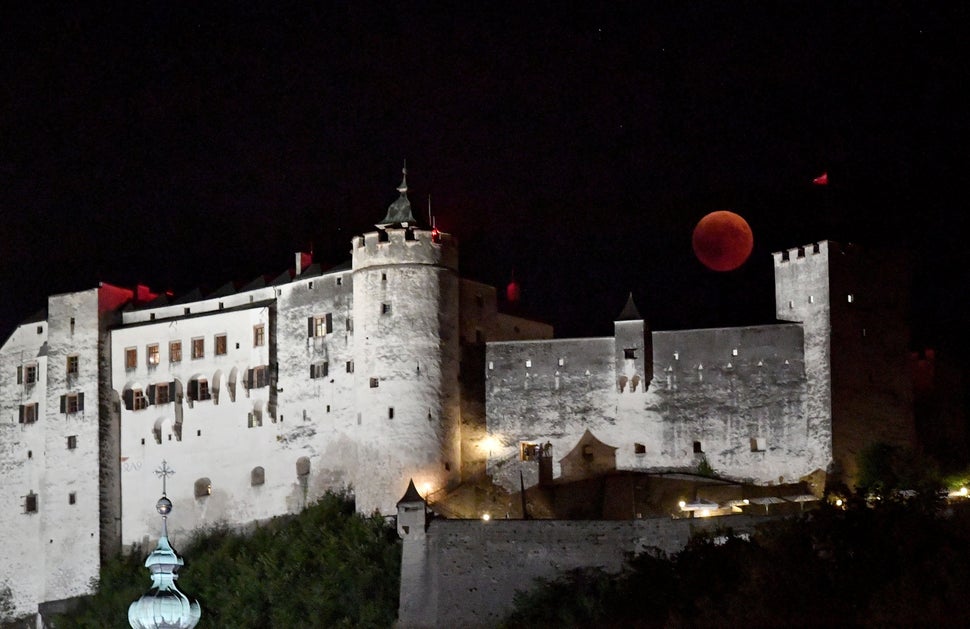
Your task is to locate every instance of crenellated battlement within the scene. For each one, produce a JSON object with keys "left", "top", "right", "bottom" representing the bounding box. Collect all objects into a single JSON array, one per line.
[
  {"left": 772, "top": 240, "right": 828, "bottom": 265},
  {"left": 352, "top": 227, "right": 458, "bottom": 271}
]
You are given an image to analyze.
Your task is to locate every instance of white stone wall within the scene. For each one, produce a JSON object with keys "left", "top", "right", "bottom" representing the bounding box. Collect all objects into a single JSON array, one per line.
[
  {"left": 351, "top": 228, "right": 461, "bottom": 513},
  {"left": 113, "top": 303, "right": 281, "bottom": 545},
  {"left": 0, "top": 319, "right": 49, "bottom": 617},
  {"left": 485, "top": 323, "right": 826, "bottom": 491}
]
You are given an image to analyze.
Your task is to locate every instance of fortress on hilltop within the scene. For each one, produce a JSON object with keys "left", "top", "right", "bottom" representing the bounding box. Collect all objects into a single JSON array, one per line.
[{"left": 0, "top": 170, "right": 914, "bottom": 622}]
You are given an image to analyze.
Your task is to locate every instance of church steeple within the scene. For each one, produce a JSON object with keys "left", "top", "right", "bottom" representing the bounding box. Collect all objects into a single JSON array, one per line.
[
  {"left": 128, "top": 461, "right": 201, "bottom": 629},
  {"left": 378, "top": 163, "right": 417, "bottom": 227}
]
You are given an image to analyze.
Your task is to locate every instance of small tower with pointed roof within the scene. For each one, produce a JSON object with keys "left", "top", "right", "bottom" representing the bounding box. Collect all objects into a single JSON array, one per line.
[
  {"left": 614, "top": 292, "right": 652, "bottom": 395},
  {"left": 128, "top": 461, "right": 201, "bottom": 629}
]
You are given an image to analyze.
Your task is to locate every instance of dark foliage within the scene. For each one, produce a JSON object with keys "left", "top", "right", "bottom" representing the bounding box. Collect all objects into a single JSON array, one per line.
[
  {"left": 54, "top": 491, "right": 400, "bottom": 628},
  {"left": 503, "top": 501, "right": 970, "bottom": 628}
]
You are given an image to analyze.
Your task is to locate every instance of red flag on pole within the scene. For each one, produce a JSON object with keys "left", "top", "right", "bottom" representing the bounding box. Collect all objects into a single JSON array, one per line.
[{"left": 812, "top": 172, "right": 829, "bottom": 186}]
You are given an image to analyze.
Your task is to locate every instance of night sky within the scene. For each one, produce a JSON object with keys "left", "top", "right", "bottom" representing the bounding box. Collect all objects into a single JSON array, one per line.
[{"left": 2, "top": 4, "right": 967, "bottom": 351}]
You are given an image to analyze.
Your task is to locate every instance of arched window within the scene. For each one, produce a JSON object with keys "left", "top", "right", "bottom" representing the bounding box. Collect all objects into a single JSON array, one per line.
[
  {"left": 251, "top": 466, "right": 265, "bottom": 486},
  {"left": 194, "top": 478, "right": 212, "bottom": 498},
  {"left": 296, "top": 457, "right": 310, "bottom": 478}
]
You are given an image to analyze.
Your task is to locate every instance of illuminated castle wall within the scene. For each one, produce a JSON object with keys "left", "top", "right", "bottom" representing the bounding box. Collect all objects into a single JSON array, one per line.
[{"left": 484, "top": 241, "right": 912, "bottom": 494}]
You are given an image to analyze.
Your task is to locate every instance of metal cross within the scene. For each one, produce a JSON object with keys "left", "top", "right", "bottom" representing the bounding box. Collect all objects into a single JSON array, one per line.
[{"left": 155, "top": 460, "right": 175, "bottom": 496}]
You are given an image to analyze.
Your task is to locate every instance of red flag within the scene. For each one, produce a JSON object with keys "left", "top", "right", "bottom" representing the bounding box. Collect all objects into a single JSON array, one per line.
[{"left": 812, "top": 172, "right": 828, "bottom": 186}]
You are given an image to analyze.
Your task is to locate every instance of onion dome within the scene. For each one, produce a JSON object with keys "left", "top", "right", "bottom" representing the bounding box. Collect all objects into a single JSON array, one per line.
[
  {"left": 378, "top": 164, "right": 417, "bottom": 227},
  {"left": 129, "top": 468, "right": 201, "bottom": 628}
]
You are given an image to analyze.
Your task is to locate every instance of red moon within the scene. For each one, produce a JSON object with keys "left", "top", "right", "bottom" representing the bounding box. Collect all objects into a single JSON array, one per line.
[{"left": 692, "top": 211, "right": 754, "bottom": 272}]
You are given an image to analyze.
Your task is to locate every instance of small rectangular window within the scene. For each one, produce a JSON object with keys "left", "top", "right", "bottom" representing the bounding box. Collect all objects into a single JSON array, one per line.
[
  {"left": 67, "top": 435, "right": 77, "bottom": 449},
  {"left": 750, "top": 437, "right": 766, "bottom": 452},
  {"left": 310, "top": 314, "right": 333, "bottom": 337},
  {"left": 19, "top": 403, "right": 38, "bottom": 424},
  {"left": 525, "top": 359, "right": 532, "bottom": 368},
  {"left": 624, "top": 349, "right": 637, "bottom": 360},
  {"left": 125, "top": 348, "right": 137, "bottom": 369},
  {"left": 388, "top": 407, "right": 394, "bottom": 419},
  {"left": 155, "top": 383, "right": 171, "bottom": 405},
  {"left": 253, "top": 324, "right": 265, "bottom": 347},
  {"left": 809, "top": 295, "right": 815, "bottom": 304},
  {"left": 635, "top": 443, "right": 646, "bottom": 454},
  {"left": 25, "top": 493, "right": 38, "bottom": 513},
  {"left": 520, "top": 442, "right": 539, "bottom": 461},
  {"left": 169, "top": 341, "right": 182, "bottom": 363},
  {"left": 693, "top": 441, "right": 703, "bottom": 453},
  {"left": 381, "top": 272, "right": 387, "bottom": 282},
  {"left": 310, "top": 362, "right": 329, "bottom": 379},
  {"left": 24, "top": 363, "right": 37, "bottom": 384},
  {"left": 346, "top": 317, "right": 352, "bottom": 332},
  {"left": 381, "top": 303, "right": 391, "bottom": 315},
  {"left": 488, "top": 361, "right": 494, "bottom": 370},
  {"left": 67, "top": 355, "right": 79, "bottom": 376},
  {"left": 215, "top": 334, "right": 227, "bottom": 356},
  {"left": 192, "top": 338, "right": 204, "bottom": 359},
  {"left": 732, "top": 348, "right": 738, "bottom": 357},
  {"left": 147, "top": 344, "right": 160, "bottom": 366},
  {"left": 36, "top": 325, "right": 43, "bottom": 335},
  {"left": 558, "top": 357, "right": 565, "bottom": 366},
  {"left": 17, "top": 365, "right": 22, "bottom": 384},
  {"left": 346, "top": 361, "right": 354, "bottom": 373},
  {"left": 847, "top": 294, "right": 854, "bottom": 303},
  {"left": 70, "top": 317, "right": 75, "bottom": 334},
  {"left": 370, "top": 377, "right": 379, "bottom": 388},
  {"left": 133, "top": 389, "right": 147, "bottom": 410},
  {"left": 788, "top": 300, "right": 794, "bottom": 309},
  {"left": 69, "top": 492, "right": 76, "bottom": 505},
  {"left": 62, "top": 393, "right": 83, "bottom": 414}
]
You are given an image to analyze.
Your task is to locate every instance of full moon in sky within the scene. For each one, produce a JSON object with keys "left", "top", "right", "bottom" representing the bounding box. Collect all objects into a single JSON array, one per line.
[{"left": 691, "top": 211, "right": 754, "bottom": 272}]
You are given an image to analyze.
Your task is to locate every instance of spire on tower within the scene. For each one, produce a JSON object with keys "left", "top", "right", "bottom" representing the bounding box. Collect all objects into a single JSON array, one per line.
[
  {"left": 617, "top": 292, "right": 642, "bottom": 321},
  {"left": 128, "top": 460, "right": 202, "bottom": 629},
  {"left": 378, "top": 162, "right": 417, "bottom": 227}
]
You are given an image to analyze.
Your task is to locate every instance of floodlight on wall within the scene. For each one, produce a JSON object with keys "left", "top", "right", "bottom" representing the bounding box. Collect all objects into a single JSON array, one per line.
[{"left": 481, "top": 513, "right": 491, "bottom": 522}]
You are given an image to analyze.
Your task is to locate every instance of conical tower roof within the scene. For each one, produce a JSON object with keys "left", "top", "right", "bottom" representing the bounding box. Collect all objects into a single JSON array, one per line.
[
  {"left": 616, "top": 292, "right": 642, "bottom": 321},
  {"left": 378, "top": 164, "right": 417, "bottom": 227}
]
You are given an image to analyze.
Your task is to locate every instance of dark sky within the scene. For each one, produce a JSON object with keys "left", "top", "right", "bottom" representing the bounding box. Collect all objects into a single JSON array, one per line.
[{"left": 1, "top": 3, "right": 967, "bottom": 350}]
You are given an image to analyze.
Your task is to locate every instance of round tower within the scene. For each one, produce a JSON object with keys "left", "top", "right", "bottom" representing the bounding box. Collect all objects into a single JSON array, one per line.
[{"left": 351, "top": 168, "right": 461, "bottom": 514}]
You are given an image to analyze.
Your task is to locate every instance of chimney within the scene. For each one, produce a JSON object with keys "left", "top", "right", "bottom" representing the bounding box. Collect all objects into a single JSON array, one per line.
[{"left": 295, "top": 251, "right": 312, "bottom": 276}]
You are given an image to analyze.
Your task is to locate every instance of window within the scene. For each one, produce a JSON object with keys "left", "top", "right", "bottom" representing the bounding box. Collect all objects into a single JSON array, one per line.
[
  {"left": 693, "top": 441, "right": 703, "bottom": 453},
  {"left": 847, "top": 294, "right": 855, "bottom": 303},
  {"left": 558, "top": 357, "right": 565, "bottom": 367},
  {"left": 133, "top": 389, "right": 147, "bottom": 411},
  {"left": 36, "top": 325, "right": 43, "bottom": 334},
  {"left": 169, "top": 341, "right": 182, "bottom": 362},
  {"left": 346, "top": 361, "right": 354, "bottom": 373},
  {"left": 67, "top": 435, "right": 77, "bottom": 449},
  {"left": 246, "top": 366, "right": 268, "bottom": 389},
  {"left": 309, "top": 314, "right": 333, "bottom": 337},
  {"left": 25, "top": 492, "right": 38, "bottom": 513},
  {"left": 388, "top": 407, "right": 394, "bottom": 419},
  {"left": 125, "top": 348, "right": 137, "bottom": 370},
  {"left": 520, "top": 442, "right": 540, "bottom": 461},
  {"left": 809, "top": 295, "right": 815, "bottom": 304},
  {"left": 624, "top": 349, "right": 637, "bottom": 360},
  {"left": 194, "top": 478, "right": 212, "bottom": 498},
  {"left": 61, "top": 393, "right": 84, "bottom": 414},
  {"left": 192, "top": 338, "right": 204, "bottom": 359},
  {"left": 732, "top": 348, "right": 739, "bottom": 357},
  {"left": 153, "top": 382, "right": 171, "bottom": 405},
  {"left": 248, "top": 409, "right": 263, "bottom": 428},
  {"left": 70, "top": 317, "right": 75, "bottom": 334},
  {"left": 381, "top": 272, "right": 387, "bottom": 282},
  {"left": 370, "top": 377, "right": 379, "bottom": 388},
  {"left": 346, "top": 317, "right": 352, "bottom": 331},
  {"left": 336, "top": 277, "right": 342, "bottom": 286},
  {"left": 67, "top": 355, "right": 79, "bottom": 376},
  {"left": 310, "top": 362, "right": 329, "bottom": 379},
  {"left": 147, "top": 344, "right": 160, "bottom": 366},
  {"left": 251, "top": 467, "right": 265, "bottom": 486},
  {"left": 381, "top": 303, "right": 391, "bottom": 315},
  {"left": 253, "top": 324, "right": 265, "bottom": 347},
  {"left": 188, "top": 378, "right": 210, "bottom": 401},
  {"left": 635, "top": 443, "right": 646, "bottom": 455},
  {"left": 750, "top": 437, "right": 766, "bottom": 452},
  {"left": 215, "top": 334, "right": 227, "bottom": 356},
  {"left": 19, "top": 403, "right": 38, "bottom": 424},
  {"left": 24, "top": 363, "right": 38, "bottom": 385},
  {"left": 525, "top": 359, "right": 532, "bottom": 368},
  {"left": 69, "top": 492, "right": 76, "bottom": 505},
  {"left": 16, "top": 365, "right": 22, "bottom": 384}
]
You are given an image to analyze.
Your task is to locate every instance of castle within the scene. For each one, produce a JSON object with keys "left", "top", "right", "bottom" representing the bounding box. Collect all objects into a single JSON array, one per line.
[{"left": 0, "top": 171, "right": 914, "bottom": 621}]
